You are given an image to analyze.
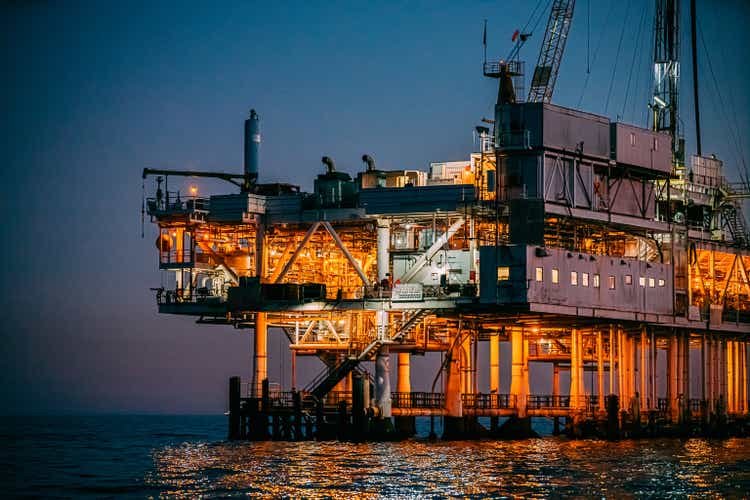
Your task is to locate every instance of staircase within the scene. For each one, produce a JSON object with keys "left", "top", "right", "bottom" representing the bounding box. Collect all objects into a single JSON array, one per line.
[
  {"left": 722, "top": 205, "right": 748, "bottom": 246},
  {"left": 305, "top": 309, "right": 434, "bottom": 399}
]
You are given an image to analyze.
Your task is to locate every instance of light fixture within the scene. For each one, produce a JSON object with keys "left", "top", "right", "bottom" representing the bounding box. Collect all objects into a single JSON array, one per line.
[{"left": 653, "top": 95, "right": 667, "bottom": 108}]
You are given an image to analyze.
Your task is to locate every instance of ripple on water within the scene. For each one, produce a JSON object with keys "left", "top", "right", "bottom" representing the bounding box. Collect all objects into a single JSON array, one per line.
[{"left": 142, "top": 436, "right": 750, "bottom": 498}]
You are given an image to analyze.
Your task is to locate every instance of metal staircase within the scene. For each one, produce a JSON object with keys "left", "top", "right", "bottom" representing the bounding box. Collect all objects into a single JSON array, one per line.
[
  {"left": 721, "top": 204, "right": 748, "bottom": 246},
  {"left": 305, "top": 309, "right": 434, "bottom": 399}
]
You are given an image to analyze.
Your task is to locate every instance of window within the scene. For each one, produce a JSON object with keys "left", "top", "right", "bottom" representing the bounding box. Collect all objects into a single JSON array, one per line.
[
  {"left": 639, "top": 276, "right": 646, "bottom": 287},
  {"left": 608, "top": 276, "right": 616, "bottom": 289},
  {"left": 649, "top": 277, "right": 655, "bottom": 288},
  {"left": 630, "top": 132, "right": 636, "bottom": 146},
  {"left": 658, "top": 278, "right": 666, "bottom": 287},
  {"left": 497, "top": 267, "right": 510, "bottom": 281},
  {"left": 593, "top": 274, "right": 600, "bottom": 288},
  {"left": 582, "top": 272, "right": 589, "bottom": 287},
  {"left": 551, "top": 268, "right": 559, "bottom": 284},
  {"left": 535, "top": 267, "right": 544, "bottom": 282},
  {"left": 570, "top": 271, "right": 578, "bottom": 286},
  {"left": 625, "top": 274, "right": 633, "bottom": 285},
  {"left": 653, "top": 138, "right": 659, "bottom": 151}
]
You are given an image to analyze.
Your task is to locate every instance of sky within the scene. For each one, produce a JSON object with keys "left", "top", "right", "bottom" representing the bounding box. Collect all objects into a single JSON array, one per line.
[{"left": 1, "top": 0, "right": 749, "bottom": 415}]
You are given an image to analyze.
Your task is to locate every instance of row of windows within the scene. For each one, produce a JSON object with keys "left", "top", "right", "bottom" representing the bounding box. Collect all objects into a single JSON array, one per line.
[{"left": 498, "top": 266, "right": 666, "bottom": 289}]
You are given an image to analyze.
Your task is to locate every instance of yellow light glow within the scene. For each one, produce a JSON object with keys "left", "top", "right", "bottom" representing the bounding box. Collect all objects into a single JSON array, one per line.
[{"left": 189, "top": 185, "right": 198, "bottom": 195}]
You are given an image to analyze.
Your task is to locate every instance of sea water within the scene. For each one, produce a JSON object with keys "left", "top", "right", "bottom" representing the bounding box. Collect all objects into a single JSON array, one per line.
[{"left": 3, "top": 415, "right": 749, "bottom": 497}]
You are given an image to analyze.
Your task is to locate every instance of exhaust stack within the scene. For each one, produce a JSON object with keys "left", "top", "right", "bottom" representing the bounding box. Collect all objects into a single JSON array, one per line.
[{"left": 244, "top": 109, "right": 260, "bottom": 184}]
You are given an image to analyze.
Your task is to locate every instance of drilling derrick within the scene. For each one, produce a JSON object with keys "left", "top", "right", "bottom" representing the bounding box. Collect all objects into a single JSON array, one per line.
[{"left": 652, "top": 0, "right": 684, "bottom": 170}]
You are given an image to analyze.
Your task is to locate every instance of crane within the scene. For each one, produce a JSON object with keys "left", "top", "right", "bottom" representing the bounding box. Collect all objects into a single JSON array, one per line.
[{"left": 527, "top": 0, "right": 576, "bottom": 103}]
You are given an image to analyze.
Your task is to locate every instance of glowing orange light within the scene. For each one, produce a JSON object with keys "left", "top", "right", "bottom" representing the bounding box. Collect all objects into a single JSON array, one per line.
[{"left": 189, "top": 185, "right": 198, "bottom": 195}]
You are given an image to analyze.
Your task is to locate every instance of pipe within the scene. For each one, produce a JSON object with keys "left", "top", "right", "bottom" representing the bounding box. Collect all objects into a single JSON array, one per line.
[
  {"left": 362, "top": 154, "right": 376, "bottom": 171},
  {"left": 322, "top": 156, "right": 336, "bottom": 173}
]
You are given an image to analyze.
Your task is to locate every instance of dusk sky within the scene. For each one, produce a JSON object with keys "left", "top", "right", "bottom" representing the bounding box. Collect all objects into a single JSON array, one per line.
[{"left": 2, "top": 0, "right": 749, "bottom": 415}]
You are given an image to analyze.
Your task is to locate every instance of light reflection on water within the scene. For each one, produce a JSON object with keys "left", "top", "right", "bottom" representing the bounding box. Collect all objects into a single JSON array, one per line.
[{"left": 146, "top": 437, "right": 750, "bottom": 498}]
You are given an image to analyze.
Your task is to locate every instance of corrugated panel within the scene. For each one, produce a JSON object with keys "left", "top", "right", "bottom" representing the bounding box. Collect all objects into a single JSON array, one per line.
[{"left": 360, "top": 185, "right": 476, "bottom": 214}]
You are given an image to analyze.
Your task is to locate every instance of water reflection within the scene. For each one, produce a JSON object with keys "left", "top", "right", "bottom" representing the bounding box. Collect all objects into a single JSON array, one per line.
[{"left": 146, "top": 437, "right": 750, "bottom": 498}]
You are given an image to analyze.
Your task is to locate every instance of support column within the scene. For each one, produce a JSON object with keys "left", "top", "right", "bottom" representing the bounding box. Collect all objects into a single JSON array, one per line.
[
  {"left": 640, "top": 326, "right": 647, "bottom": 411},
  {"left": 609, "top": 325, "right": 615, "bottom": 397},
  {"left": 510, "top": 329, "right": 527, "bottom": 417},
  {"left": 490, "top": 333, "right": 500, "bottom": 395},
  {"left": 650, "top": 329, "right": 657, "bottom": 409},
  {"left": 445, "top": 341, "right": 463, "bottom": 418},
  {"left": 597, "top": 330, "right": 605, "bottom": 413},
  {"left": 569, "top": 328, "right": 584, "bottom": 410},
  {"left": 489, "top": 332, "right": 501, "bottom": 432},
  {"left": 668, "top": 331, "right": 679, "bottom": 421},
  {"left": 721, "top": 339, "right": 728, "bottom": 413},
  {"left": 460, "top": 336, "right": 473, "bottom": 396},
  {"left": 395, "top": 352, "right": 416, "bottom": 436},
  {"left": 376, "top": 220, "right": 390, "bottom": 283},
  {"left": 253, "top": 312, "right": 268, "bottom": 397},
  {"left": 553, "top": 362, "right": 560, "bottom": 434},
  {"left": 374, "top": 346, "right": 392, "bottom": 418},
  {"left": 742, "top": 342, "right": 748, "bottom": 414},
  {"left": 728, "top": 341, "right": 735, "bottom": 414}
]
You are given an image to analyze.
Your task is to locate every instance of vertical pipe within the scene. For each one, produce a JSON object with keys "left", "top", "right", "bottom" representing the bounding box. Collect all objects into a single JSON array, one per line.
[
  {"left": 597, "top": 330, "right": 605, "bottom": 412},
  {"left": 376, "top": 220, "right": 390, "bottom": 283},
  {"left": 253, "top": 312, "right": 268, "bottom": 397},
  {"left": 490, "top": 333, "right": 500, "bottom": 394}
]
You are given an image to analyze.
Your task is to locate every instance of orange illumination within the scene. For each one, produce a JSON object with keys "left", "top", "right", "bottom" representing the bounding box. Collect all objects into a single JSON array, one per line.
[{"left": 189, "top": 185, "right": 198, "bottom": 195}]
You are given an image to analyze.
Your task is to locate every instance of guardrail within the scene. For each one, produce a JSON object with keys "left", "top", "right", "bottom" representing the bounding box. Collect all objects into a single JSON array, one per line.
[
  {"left": 391, "top": 392, "right": 445, "bottom": 409},
  {"left": 461, "top": 393, "right": 516, "bottom": 409}
]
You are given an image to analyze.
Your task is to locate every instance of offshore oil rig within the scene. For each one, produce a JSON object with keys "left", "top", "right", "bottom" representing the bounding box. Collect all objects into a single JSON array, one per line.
[{"left": 142, "top": 0, "right": 749, "bottom": 440}]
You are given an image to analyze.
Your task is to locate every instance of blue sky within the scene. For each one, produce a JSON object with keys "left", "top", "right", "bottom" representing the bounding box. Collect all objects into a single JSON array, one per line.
[{"left": 2, "top": 0, "right": 748, "bottom": 414}]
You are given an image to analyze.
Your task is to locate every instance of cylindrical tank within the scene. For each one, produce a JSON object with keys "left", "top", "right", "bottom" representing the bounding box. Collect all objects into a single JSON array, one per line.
[{"left": 244, "top": 109, "right": 260, "bottom": 182}]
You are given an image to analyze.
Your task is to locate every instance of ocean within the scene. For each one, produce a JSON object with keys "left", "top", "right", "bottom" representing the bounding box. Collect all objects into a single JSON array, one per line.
[{"left": 3, "top": 415, "right": 750, "bottom": 498}]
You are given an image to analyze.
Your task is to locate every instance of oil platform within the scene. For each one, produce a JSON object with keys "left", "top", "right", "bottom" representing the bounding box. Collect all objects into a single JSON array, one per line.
[{"left": 142, "top": 0, "right": 749, "bottom": 440}]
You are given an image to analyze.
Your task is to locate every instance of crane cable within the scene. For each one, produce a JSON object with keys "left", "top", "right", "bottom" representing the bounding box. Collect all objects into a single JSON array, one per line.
[
  {"left": 577, "top": 0, "right": 617, "bottom": 108},
  {"left": 621, "top": 5, "right": 649, "bottom": 121},
  {"left": 699, "top": 23, "right": 750, "bottom": 191},
  {"left": 507, "top": 0, "right": 552, "bottom": 61},
  {"left": 604, "top": 0, "right": 632, "bottom": 115}
]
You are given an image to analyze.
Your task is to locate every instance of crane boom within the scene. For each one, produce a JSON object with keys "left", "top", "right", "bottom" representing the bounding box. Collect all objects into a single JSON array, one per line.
[{"left": 528, "top": 0, "right": 576, "bottom": 103}]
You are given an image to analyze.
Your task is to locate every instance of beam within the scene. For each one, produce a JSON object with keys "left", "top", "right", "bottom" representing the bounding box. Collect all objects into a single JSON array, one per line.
[
  {"left": 272, "top": 222, "right": 321, "bottom": 283},
  {"left": 321, "top": 221, "right": 371, "bottom": 286},
  {"left": 399, "top": 217, "right": 465, "bottom": 283}
]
